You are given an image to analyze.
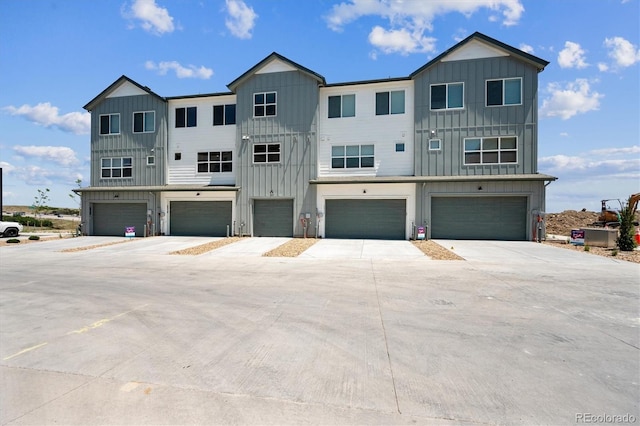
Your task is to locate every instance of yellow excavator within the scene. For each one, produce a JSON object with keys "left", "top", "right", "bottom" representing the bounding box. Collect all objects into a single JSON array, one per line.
[{"left": 593, "top": 193, "right": 640, "bottom": 227}]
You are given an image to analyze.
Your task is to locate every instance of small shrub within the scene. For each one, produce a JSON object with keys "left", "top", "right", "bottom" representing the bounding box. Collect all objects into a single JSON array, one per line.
[
  {"left": 6, "top": 239, "right": 20, "bottom": 244},
  {"left": 611, "top": 249, "right": 618, "bottom": 257},
  {"left": 584, "top": 245, "right": 590, "bottom": 252},
  {"left": 28, "top": 235, "right": 40, "bottom": 240}
]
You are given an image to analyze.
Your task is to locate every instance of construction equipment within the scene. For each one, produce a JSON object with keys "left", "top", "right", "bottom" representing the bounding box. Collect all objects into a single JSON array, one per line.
[{"left": 592, "top": 193, "right": 640, "bottom": 228}]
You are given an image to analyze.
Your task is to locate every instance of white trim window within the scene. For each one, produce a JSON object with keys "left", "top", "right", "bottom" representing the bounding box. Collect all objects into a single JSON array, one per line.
[
  {"left": 146, "top": 156, "right": 155, "bottom": 165},
  {"left": 254, "top": 92, "right": 276, "bottom": 117},
  {"left": 99, "top": 113, "right": 120, "bottom": 135},
  {"left": 213, "top": 104, "right": 236, "bottom": 126},
  {"left": 133, "top": 111, "right": 155, "bottom": 133},
  {"left": 331, "top": 144, "right": 374, "bottom": 168},
  {"left": 328, "top": 94, "right": 355, "bottom": 118},
  {"left": 429, "top": 139, "right": 441, "bottom": 151},
  {"left": 197, "top": 151, "right": 232, "bottom": 173},
  {"left": 430, "top": 83, "right": 464, "bottom": 110},
  {"left": 376, "top": 90, "right": 405, "bottom": 115},
  {"left": 101, "top": 157, "right": 132, "bottom": 178},
  {"left": 486, "top": 78, "right": 522, "bottom": 106},
  {"left": 464, "top": 137, "right": 517, "bottom": 165},
  {"left": 253, "top": 143, "right": 280, "bottom": 163}
]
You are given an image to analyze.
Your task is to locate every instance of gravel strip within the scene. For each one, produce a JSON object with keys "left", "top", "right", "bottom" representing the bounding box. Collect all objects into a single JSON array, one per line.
[
  {"left": 170, "top": 237, "right": 242, "bottom": 255},
  {"left": 60, "top": 239, "right": 136, "bottom": 252},
  {"left": 263, "top": 238, "right": 319, "bottom": 257},
  {"left": 412, "top": 240, "right": 465, "bottom": 260}
]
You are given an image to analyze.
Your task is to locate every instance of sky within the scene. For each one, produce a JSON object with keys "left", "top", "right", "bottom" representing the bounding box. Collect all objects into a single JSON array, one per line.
[{"left": 1, "top": 0, "right": 639, "bottom": 213}]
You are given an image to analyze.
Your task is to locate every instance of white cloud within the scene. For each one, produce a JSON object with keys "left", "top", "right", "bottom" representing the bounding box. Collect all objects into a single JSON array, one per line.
[
  {"left": 540, "top": 79, "right": 603, "bottom": 120},
  {"left": 540, "top": 146, "right": 640, "bottom": 175},
  {"left": 557, "top": 41, "right": 588, "bottom": 69},
  {"left": 3, "top": 102, "right": 90, "bottom": 135},
  {"left": 597, "top": 62, "right": 609, "bottom": 72},
  {"left": 13, "top": 145, "right": 80, "bottom": 167},
  {"left": 519, "top": 43, "right": 534, "bottom": 54},
  {"left": 225, "top": 0, "right": 257, "bottom": 39},
  {"left": 145, "top": 61, "right": 213, "bottom": 79},
  {"left": 325, "top": 0, "right": 524, "bottom": 55},
  {"left": 123, "top": 0, "right": 175, "bottom": 35},
  {"left": 368, "top": 26, "right": 436, "bottom": 55},
  {"left": 604, "top": 36, "right": 640, "bottom": 68}
]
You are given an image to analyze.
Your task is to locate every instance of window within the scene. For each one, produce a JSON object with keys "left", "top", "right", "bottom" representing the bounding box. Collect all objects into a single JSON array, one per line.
[
  {"left": 254, "top": 92, "right": 276, "bottom": 117},
  {"left": 395, "top": 143, "right": 405, "bottom": 152},
  {"left": 253, "top": 143, "right": 281, "bottom": 163},
  {"left": 101, "top": 157, "right": 132, "bottom": 178},
  {"left": 133, "top": 111, "right": 155, "bottom": 133},
  {"left": 213, "top": 104, "right": 236, "bottom": 126},
  {"left": 376, "top": 91, "right": 405, "bottom": 115},
  {"left": 147, "top": 156, "right": 155, "bottom": 165},
  {"left": 197, "top": 151, "right": 232, "bottom": 173},
  {"left": 464, "top": 137, "right": 517, "bottom": 165},
  {"left": 429, "top": 139, "right": 441, "bottom": 151},
  {"left": 486, "top": 78, "right": 522, "bottom": 106},
  {"left": 99, "top": 113, "right": 120, "bottom": 135},
  {"left": 176, "top": 107, "right": 197, "bottom": 127},
  {"left": 331, "top": 145, "right": 374, "bottom": 168},
  {"left": 431, "top": 83, "right": 463, "bottom": 109},
  {"left": 174, "top": 153, "right": 182, "bottom": 161},
  {"left": 328, "top": 94, "right": 355, "bottom": 118}
]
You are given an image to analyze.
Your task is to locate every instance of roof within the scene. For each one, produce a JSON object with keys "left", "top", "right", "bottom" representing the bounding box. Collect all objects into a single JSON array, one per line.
[
  {"left": 310, "top": 174, "right": 557, "bottom": 185},
  {"left": 83, "top": 75, "right": 165, "bottom": 111},
  {"left": 227, "top": 52, "right": 326, "bottom": 92},
  {"left": 410, "top": 32, "right": 550, "bottom": 78},
  {"left": 73, "top": 185, "right": 240, "bottom": 193}
]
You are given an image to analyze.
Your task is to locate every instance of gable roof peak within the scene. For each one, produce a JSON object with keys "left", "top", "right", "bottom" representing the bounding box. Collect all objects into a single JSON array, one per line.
[{"left": 84, "top": 75, "right": 164, "bottom": 111}]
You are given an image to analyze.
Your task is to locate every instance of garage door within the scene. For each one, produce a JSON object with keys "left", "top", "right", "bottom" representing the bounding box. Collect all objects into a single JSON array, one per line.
[
  {"left": 93, "top": 203, "right": 147, "bottom": 236},
  {"left": 170, "top": 201, "right": 232, "bottom": 236},
  {"left": 431, "top": 197, "right": 527, "bottom": 240},
  {"left": 325, "top": 199, "right": 406, "bottom": 240},
  {"left": 253, "top": 199, "right": 293, "bottom": 237}
]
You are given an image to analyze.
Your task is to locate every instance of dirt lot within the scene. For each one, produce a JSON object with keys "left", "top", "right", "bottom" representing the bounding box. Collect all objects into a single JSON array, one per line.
[{"left": 544, "top": 210, "right": 640, "bottom": 264}]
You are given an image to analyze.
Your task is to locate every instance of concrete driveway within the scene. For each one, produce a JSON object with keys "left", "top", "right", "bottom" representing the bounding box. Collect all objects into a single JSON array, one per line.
[{"left": 1, "top": 237, "right": 638, "bottom": 425}]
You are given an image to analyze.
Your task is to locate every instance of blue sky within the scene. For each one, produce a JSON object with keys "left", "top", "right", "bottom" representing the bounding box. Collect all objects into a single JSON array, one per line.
[{"left": 1, "top": 0, "right": 638, "bottom": 213}]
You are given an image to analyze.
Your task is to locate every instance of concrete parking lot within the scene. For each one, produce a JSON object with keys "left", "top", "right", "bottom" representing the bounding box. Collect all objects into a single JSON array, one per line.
[{"left": 1, "top": 236, "right": 638, "bottom": 425}]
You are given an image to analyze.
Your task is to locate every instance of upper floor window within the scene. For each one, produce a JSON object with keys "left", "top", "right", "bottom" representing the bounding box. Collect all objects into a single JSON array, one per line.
[
  {"left": 331, "top": 144, "right": 374, "bottom": 168},
  {"left": 486, "top": 78, "right": 522, "bottom": 106},
  {"left": 253, "top": 143, "right": 280, "bottom": 163},
  {"left": 99, "top": 113, "right": 120, "bottom": 135},
  {"left": 176, "top": 107, "right": 197, "bottom": 127},
  {"left": 101, "top": 157, "right": 132, "bottom": 178},
  {"left": 431, "top": 83, "right": 464, "bottom": 110},
  {"left": 213, "top": 104, "right": 236, "bottom": 126},
  {"left": 376, "top": 90, "right": 405, "bottom": 115},
  {"left": 328, "top": 94, "right": 355, "bottom": 118},
  {"left": 133, "top": 111, "right": 155, "bottom": 133},
  {"left": 464, "top": 137, "right": 517, "bottom": 165},
  {"left": 197, "top": 151, "right": 232, "bottom": 173},
  {"left": 254, "top": 92, "right": 276, "bottom": 117}
]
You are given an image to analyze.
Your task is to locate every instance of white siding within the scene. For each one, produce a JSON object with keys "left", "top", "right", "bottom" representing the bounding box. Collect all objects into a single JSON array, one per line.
[
  {"left": 167, "top": 95, "right": 236, "bottom": 185},
  {"left": 318, "top": 80, "right": 414, "bottom": 177}
]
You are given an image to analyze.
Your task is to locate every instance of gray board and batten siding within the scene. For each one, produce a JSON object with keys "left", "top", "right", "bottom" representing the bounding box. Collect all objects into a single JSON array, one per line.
[
  {"left": 413, "top": 56, "right": 541, "bottom": 177},
  {"left": 89, "top": 94, "right": 167, "bottom": 187},
  {"left": 233, "top": 69, "right": 321, "bottom": 237}
]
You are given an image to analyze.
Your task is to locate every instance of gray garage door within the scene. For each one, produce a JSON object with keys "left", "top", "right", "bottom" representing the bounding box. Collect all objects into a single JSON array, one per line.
[
  {"left": 431, "top": 197, "right": 527, "bottom": 240},
  {"left": 93, "top": 203, "right": 147, "bottom": 236},
  {"left": 325, "top": 199, "right": 406, "bottom": 240},
  {"left": 170, "top": 201, "right": 232, "bottom": 236},
  {"left": 253, "top": 199, "right": 293, "bottom": 237}
]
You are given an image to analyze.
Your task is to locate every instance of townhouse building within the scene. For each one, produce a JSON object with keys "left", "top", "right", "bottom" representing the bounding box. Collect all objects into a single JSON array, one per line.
[{"left": 78, "top": 32, "right": 555, "bottom": 241}]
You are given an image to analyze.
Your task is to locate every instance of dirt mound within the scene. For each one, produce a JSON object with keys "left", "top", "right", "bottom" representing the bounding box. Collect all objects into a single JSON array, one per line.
[{"left": 545, "top": 210, "right": 599, "bottom": 236}]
